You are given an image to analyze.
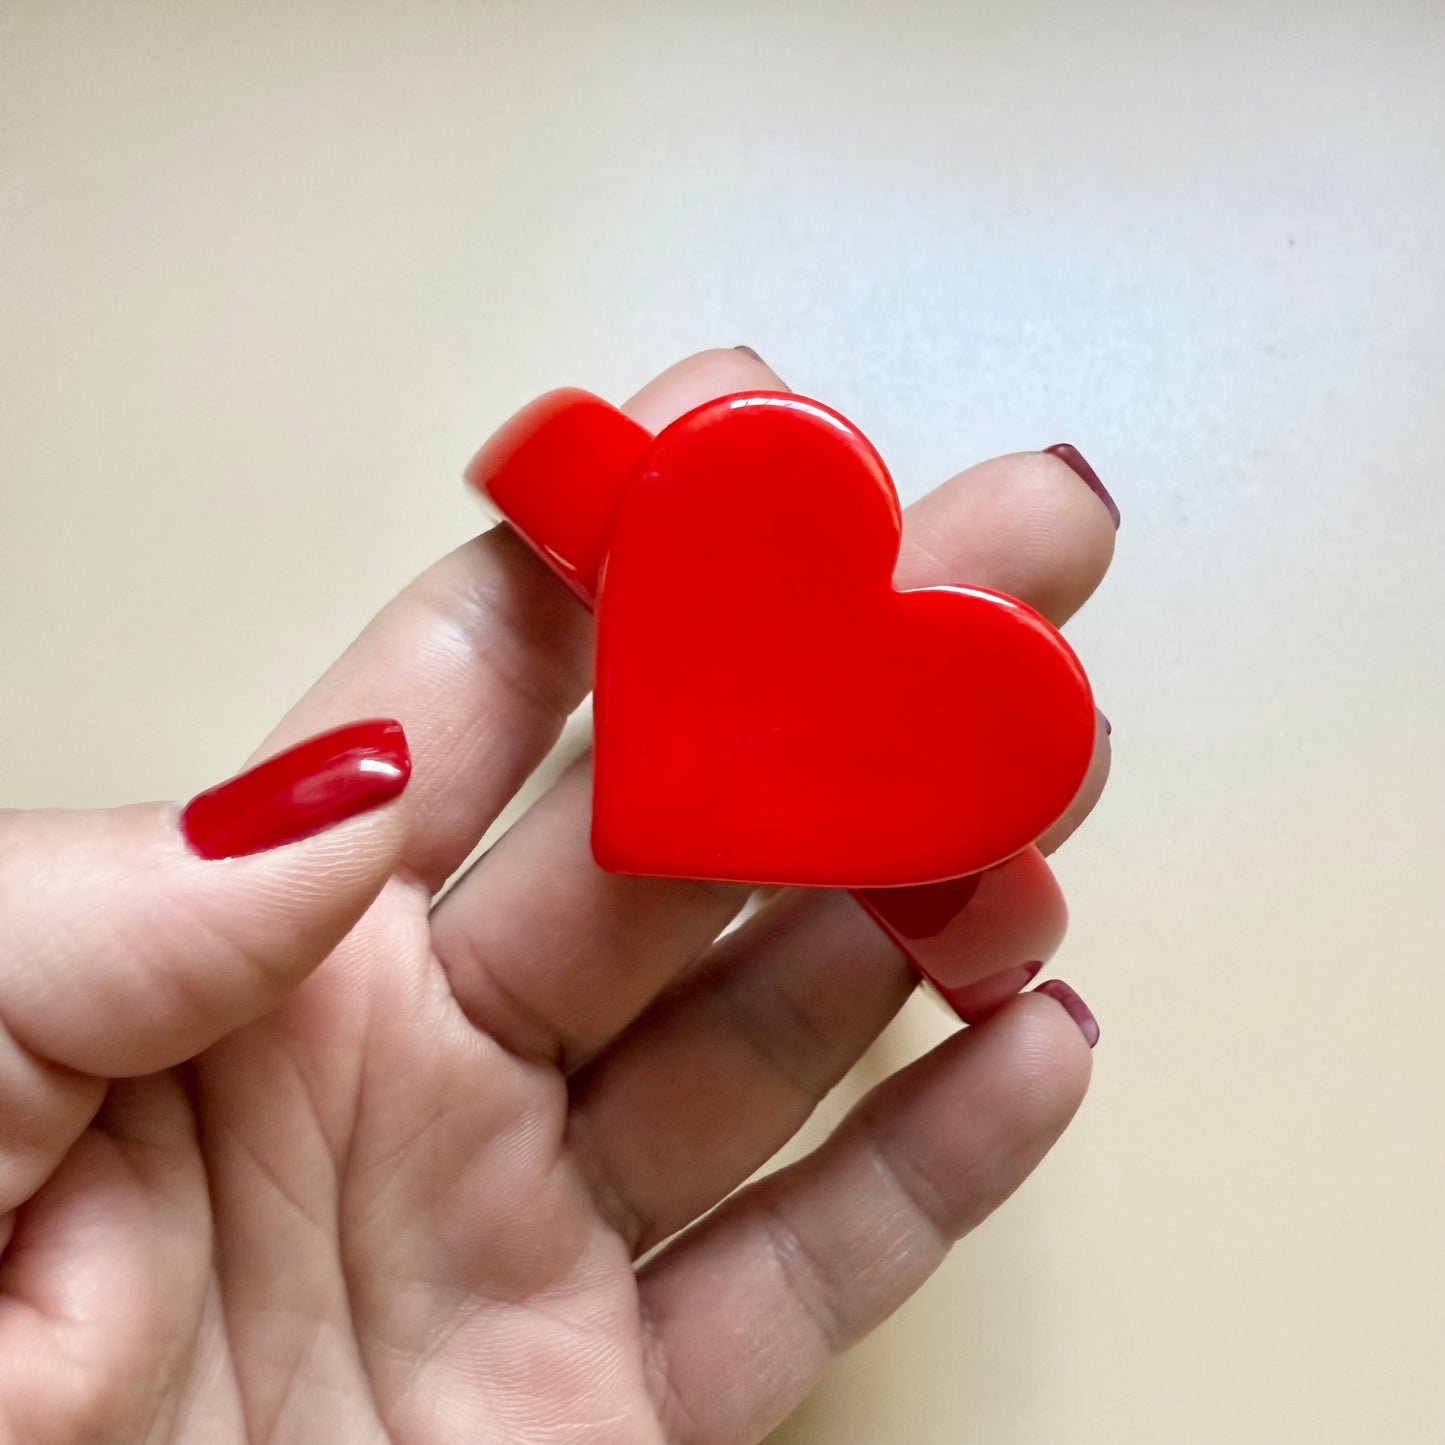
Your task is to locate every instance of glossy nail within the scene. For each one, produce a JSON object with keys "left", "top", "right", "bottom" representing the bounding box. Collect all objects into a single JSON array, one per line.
[
  {"left": 181, "top": 719, "right": 411, "bottom": 860},
  {"left": 1099, "top": 710, "right": 1112, "bottom": 737},
  {"left": 1033, "top": 978, "right": 1101, "bottom": 1048},
  {"left": 1045, "top": 444, "right": 1120, "bottom": 530}
]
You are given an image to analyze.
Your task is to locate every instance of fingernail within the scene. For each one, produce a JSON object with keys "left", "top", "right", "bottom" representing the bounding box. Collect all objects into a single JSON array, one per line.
[
  {"left": 734, "top": 345, "right": 790, "bottom": 389},
  {"left": 1044, "top": 444, "right": 1120, "bottom": 530},
  {"left": 1032, "top": 978, "right": 1101, "bottom": 1048},
  {"left": 1100, "top": 710, "right": 1112, "bottom": 737},
  {"left": 181, "top": 719, "right": 411, "bottom": 860},
  {"left": 938, "top": 960, "right": 1043, "bottom": 1025}
]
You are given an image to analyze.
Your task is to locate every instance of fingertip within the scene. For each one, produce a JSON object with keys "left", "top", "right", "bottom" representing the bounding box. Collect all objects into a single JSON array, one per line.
[
  {"left": 899, "top": 449, "right": 1117, "bottom": 626},
  {"left": 1044, "top": 443, "right": 1121, "bottom": 530},
  {"left": 1032, "top": 978, "right": 1101, "bottom": 1049},
  {"left": 622, "top": 347, "right": 790, "bottom": 431},
  {"left": 734, "top": 345, "right": 792, "bottom": 389},
  {"left": 975, "top": 987, "right": 1095, "bottom": 1132},
  {"left": 1033, "top": 448, "right": 1118, "bottom": 607}
]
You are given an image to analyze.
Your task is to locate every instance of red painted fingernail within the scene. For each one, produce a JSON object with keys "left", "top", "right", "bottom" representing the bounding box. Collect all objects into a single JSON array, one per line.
[
  {"left": 181, "top": 719, "right": 411, "bottom": 860},
  {"left": 1045, "top": 444, "right": 1120, "bottom": 530},
  {"left": 1032, "top": 979, "right": 1101, "bottom": 1048},
  {"left": 1100, "top": 710, "right": 1112, "bottom": 737}
]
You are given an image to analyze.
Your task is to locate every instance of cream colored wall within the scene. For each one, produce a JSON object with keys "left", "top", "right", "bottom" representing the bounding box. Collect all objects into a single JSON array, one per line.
[{"left": 3, "top": 3, "right": 1443, "bottom": 1441}]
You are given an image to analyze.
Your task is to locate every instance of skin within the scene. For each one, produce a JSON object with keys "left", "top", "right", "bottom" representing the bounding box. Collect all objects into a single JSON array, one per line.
[{"left": 0, "top": 350, "right": 1116, "bottom": 1444}]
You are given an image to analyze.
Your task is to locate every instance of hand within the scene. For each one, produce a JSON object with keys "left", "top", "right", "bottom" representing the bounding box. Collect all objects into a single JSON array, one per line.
[{"left": 0, "top": 350, "right": 1117, "bottom": 1444}]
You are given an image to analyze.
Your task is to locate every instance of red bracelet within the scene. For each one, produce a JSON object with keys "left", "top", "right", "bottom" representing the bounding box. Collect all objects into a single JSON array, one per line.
[{"left": 466, "top": 387, "right": 1094, "bottom": 1016}]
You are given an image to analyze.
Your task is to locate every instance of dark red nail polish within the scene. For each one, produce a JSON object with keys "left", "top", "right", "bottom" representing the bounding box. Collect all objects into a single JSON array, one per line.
[
  {"left": 1032, "top": 978, "right": 1100, "bottom": 1048},
  {"left": 1100, "top": 711, "right": 1112, "bottom": 737},
  {"left": 1045, "top": 444, "right": 1120, "bottom": 530},
  {"left": 181, "top": 719, "right": 411, "bottom": 860}
]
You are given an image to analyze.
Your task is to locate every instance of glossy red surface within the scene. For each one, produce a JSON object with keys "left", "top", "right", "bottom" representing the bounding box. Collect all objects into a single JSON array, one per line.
[
  {"left": 592, "top": 394, "right": 1096, "bottom": 886},
  {"left": 466, "top": 388, "right": 652, "bottom": 602},
  {"left": 857, "top": 844, "right": 1068, "bottom": 1012},
  {"left": 181, "top": 719, "right": 411, "bottom": 860}
]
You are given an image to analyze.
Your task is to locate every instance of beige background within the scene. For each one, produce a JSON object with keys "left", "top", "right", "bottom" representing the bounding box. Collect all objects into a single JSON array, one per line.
[{"left": 3, "top": 2, "right": 1444, "bottom": 1441}]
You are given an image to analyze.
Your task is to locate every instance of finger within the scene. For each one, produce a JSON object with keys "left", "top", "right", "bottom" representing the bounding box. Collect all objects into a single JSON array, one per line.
[
  {"left": 431, "top": 348, "right": 783, "bottom": 1062},
  {"left": 433, "top": 752, "right": 745, "bottom": 1066},
  {"left": 436, "top": 384, "right": 1117, "bottom": 1065},
  {"left": 0, "top": 719, "right": 411, "bottom": 1216},
  {"left": 0, "top": 1074, "right": 217, "bottom": 1444},
  {"left": 566, "top": 719, "right": 1104, "bottom": 1254},
  {"left": 637, "top": 991, "right": 1094, "bottom": 1445},
  {"left": 570, "top": 840, "right": 1071, "bottom": 1249},
  {"left": 255, "top": 524, "right": 592, "bottom": 893},
  {"left": 896, "top": 445, "right": 1116, "bottom": 625},
  {"left": 622, "top": 346, "right": 783, "bottom": 433}
]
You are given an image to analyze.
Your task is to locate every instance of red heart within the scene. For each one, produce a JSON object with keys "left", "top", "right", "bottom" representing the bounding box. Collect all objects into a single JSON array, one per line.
[{"left": 592, "top": 393, "right": 1096, "bottom": 887}]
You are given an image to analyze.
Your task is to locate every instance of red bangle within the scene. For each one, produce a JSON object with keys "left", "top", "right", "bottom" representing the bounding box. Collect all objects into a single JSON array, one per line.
[{"left": 466, "top": 387, "right": 1090, "bottom": 1011}]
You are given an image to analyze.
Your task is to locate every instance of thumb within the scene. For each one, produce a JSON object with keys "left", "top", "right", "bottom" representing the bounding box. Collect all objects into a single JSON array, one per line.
[{"left": 0, "top": 718, "right": 411, "bottom": 1083}]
